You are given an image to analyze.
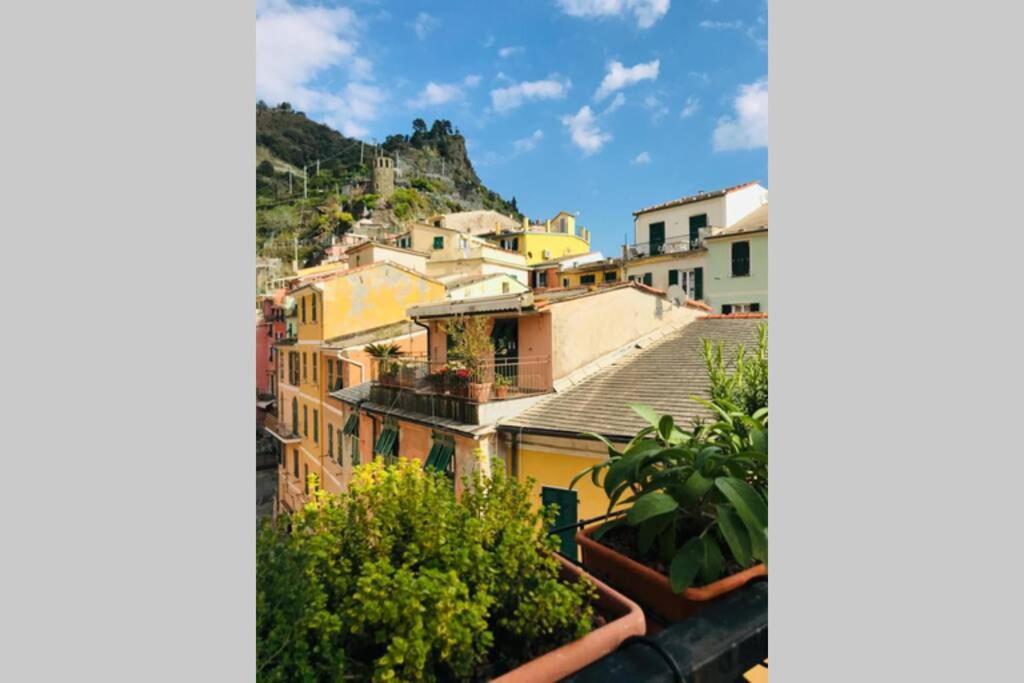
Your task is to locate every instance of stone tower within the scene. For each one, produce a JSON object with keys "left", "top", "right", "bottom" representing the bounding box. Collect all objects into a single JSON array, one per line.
[{"left": 371, "top": 155, "right": 395, "bottom": 199}]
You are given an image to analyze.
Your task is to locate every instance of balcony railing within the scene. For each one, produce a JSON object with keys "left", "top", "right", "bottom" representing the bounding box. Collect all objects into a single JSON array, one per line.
[
  {"left": 624, "top": 228, "right": 712, "bottom": 260},
  {"left": 264, "top": 413, "right": 301, "bottom": 443},
  {"left": 373, "top": 355, "right": 552, "bottom": 402}
]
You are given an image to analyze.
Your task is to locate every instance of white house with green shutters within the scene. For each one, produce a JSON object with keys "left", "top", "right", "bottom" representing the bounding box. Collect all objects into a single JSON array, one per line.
[
  {"left": 703, "top": 204, "right": 768, "bottom": 313},
  {"left": 624, "top": 182, "right": 768, "bottom": 304}
]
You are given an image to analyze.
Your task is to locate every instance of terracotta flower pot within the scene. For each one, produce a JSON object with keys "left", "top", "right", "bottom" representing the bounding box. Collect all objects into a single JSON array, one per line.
[
  {"left": 495, "top": 385, "right": 509, "bottom": 399},
  {"left": 467, "top": 381, "right": 491, "bottom": 403},
  {"left": 493, "top": 555, "right": 645, "bottom": 682},
  {"left": 576, "top": 525, "right": 767, "bottom": 624}
]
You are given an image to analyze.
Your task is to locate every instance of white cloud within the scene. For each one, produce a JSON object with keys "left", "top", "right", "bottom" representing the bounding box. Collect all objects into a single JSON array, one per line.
[
  {"left": 556, "top": 0, "right": 671, "bottom": 29},
  {"left": 410, "top": 12, "right": 440, "bottom": 40},
  {"left": 680, "top": 95, "right": 700, "bottom": 118},
  {"left": 643, "top": 94, "right": 669, "bottom": 122},
  {"left": 256, "top": 1, "right": 381, "bottom": 138},
  {"left": 699, "top": 19, "right": 743, "bottom": 29},
  {"left": 513, "top": 129, "right": 545, "bottom": 154},
  {"left": 463, "top": 74, "right": 482, "bottom": 87},
  {"left": 407, "top": 75, "right": 482, "bottom": 109},
  {"left": 490, "top": 78, "right": 571, "bottom": 112},
  {"left": 632, "top": 151, "right": 651, "bottom": 164},
  {"left": 713, "top": 78, "right": 767, "bottom": 151},
  {"left": 602, "top": 92, "right": 626, "bottom": 115},
  {"left": 561, "top": 105, "right": 612, "bottom": 155},
  {"left": 498, "top": 46, "right": 525, "bottom": 58},
  {"left": 594, "top": 59, "right": 659, "bottom": 100}
]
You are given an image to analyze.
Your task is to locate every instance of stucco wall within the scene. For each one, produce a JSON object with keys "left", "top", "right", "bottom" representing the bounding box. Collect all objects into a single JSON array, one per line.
[
  {"left": 623, "top": 250, "right": 707, "bottom": 292},
  {"left": 520, "top": 232, "right": 590, "bottom": 265},
  {"left": 446, "top": 275, "right": 529, "bottom": 300},
  {"left": 548, "top": 287, "right": 702, "bottom": 379},
  {"left": 704, "top": 232, "right": 769, "bottom": 312},
  {"left": 723, "top": 184, "right": 768, "bottom": 226},
  {"left": 634, "top": 196, "right": 728, "bottom": 245}
]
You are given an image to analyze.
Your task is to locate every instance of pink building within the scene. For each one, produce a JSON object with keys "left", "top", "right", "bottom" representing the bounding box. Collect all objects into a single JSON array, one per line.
[{"left": 257, "top": 293, "right": 287, "bottom": 406}]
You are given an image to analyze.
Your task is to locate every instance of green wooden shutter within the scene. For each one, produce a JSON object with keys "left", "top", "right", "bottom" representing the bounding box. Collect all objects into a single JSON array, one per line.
[
  {"left": 342, "top": 413, "right": 359, "bottom": 435},
  {"left": 732, "top": 241, "right": 750, "bottom": 276},
  {"left": 648, "top": 222, "right": 665, "bottom": 255},
  {"left": 293, "top": 450, "right": 299, "bottom": 477},
  {"left": 642, "top": 272, "right": 653, "bottom": 286},
  {"left": 694, "top": 267, "right": 704, "bottom": 300},
  {"left": 668, "top": 269, "right": 679, "bottom": 286},
  {"left": 328, "top": 425, "right": 334, "bottom": 458},
  {"left": 303, "top": 406, "right": 308, "bottom": 436},
  {"left": 751, "top": 303, "right": 761, "bottom": 312},
  {"left": 689, "top": 214, "right": 707, "bottom": 246},
  {"left": 433, "top": 236, "right": 444, "bottom": 250},
  {"left": 351, "top": 436, "right": 360, "bottom": 465},
  {"left": 722, "top": 304, "right": 733, "bottom": 314},
  {"left": 541, "top": 487, "right": 579, "bottom": 559}
]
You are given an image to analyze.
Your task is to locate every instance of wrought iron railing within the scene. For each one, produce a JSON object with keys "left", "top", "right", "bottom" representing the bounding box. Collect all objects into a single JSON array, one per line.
[
  {"left": 624, "top": 228, "right": 712, "bottom": 260},
  {"left": 263, "top": 413, "right": 301, "bottom": 441},
  {"left": 372, "top": 355, "right": 552, "bottom": 402}
]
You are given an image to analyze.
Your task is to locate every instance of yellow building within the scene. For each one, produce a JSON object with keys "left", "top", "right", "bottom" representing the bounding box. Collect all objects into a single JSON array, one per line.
[
  {"left": 483, "top": 211, "right": 592, "bottom": 266},
  {"left": 266, "top": 261, "right": 446, "bottom": 511},
  {"left": 556, "top": 257, "right": 624, "bottom": 289}
]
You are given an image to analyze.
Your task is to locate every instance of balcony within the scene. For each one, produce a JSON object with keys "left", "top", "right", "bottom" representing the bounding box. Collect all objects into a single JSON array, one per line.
[
  {"left": 278, "top": 468, "right": 306, "bottom": 512},
  {"left": 624, "top": 228, "right": 713, "bottom": 261},
  {"left": 374, "top": 355, "right": 551, "bottom": 402},
  {"left": 263, "top": 413, "right": 301, "bottom": 443}
]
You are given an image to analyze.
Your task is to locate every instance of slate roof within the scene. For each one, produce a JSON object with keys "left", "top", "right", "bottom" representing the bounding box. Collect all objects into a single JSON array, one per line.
[
  {"left": 330, "top": 381, "right": 372, "bottom": 405},
  {"left": 499, "top": 317, "right": 764, "bottom": 440},
  {"left": 323, "top": 321, "right": 421, "bottom": 349}
]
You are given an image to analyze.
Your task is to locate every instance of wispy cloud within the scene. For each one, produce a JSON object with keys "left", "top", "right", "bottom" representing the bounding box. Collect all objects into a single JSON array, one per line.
[
  {"left": 256, "top": 1, "right": 381, "bottom": 137},
  {"left": 498, "top": 46, "right": 525, "bottom": 58},
  {"left": 698, "top": 17, "right": 767, "bottom": 51},
  {"left": 410, "top": 12, "right": 440, "bottom": 40},
  {"left": 406, "top": 75, "right": 482, "bottom": 109},
  {"left": 680, "top": 95, "right": 700, "bottom": 118},
  {"left": 561, "top": 105, "right": 612, "bottom": 155},
  {"left": 490, "top": 77, "right": 571, "bottom": 112},
  {"left": 643, "top": 95, "right": 669, "bottom": 123},
  {"left": 556, "top": 0, "right": 671, "bottom": 29},
  {"left": 513, "top": 129, "right": 544, "bottom": 154},
  {"left": 632, "top": 151, "right": 651, "bottom": 165},
  {"left": 713, "top": 77, "right": 767, "bottom": 151},
  {"left": 689, "top": 71, "right": 711, "bottom": 85},
  {"left": 602, "top": 92, "right": 627, "bottom": 115},
  {"left": 595, "top": 59, "right": 660, "bottom": 100},
  {"left": 699, "top": 19, "right": 742, "bottom": 29}
]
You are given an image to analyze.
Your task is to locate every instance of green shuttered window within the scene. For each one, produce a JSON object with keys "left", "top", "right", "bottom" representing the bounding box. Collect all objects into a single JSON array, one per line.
[
  {"left": 694, "top": 267, "right": 704, "bottom": 300},
  {"left": 373, "top": 427, "right": 399, "bottom": 460},
  {"left": 342, "top": 413, "right": 359, "bottom": 436}
]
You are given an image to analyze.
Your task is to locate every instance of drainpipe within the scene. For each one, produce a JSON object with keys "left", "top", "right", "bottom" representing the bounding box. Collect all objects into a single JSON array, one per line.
[{"left": 336, "top": 351, "right": 365, "bottom": 385}]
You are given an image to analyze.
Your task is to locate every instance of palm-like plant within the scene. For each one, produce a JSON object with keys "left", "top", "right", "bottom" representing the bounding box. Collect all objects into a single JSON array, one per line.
[{"left": 366, "top": 342, "right": 402, "bottom": 376}]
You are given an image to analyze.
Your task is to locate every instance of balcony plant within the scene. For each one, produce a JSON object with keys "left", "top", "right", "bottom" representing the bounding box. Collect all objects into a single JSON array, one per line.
[
  {"left": 493, "top": 373, "right": 513, "bottom": 399},
  {"left": 257, "top": 460, "right": 644, "bottom": 682},
  {"left": 442, "top": 315, "right": 494, "bottom": 403},
  {"left": 366, "top": 342, "right": 402, "bottom": 383}
]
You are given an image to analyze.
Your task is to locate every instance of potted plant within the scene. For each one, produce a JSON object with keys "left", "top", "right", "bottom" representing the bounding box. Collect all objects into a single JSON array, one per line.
[
  {"left": 572, "top": 326, "right": 768, "bottom": 622},
  {"left": 366, "top": 342, "right": 402, "bottom": 384},
  {"left": 442, "top": 315, "right": 494, "bottom": 403},
  {"left": 257, "top": 460, "right": 645, "bottom": 682},
  {"left": 493, "top": 373, "right": 513, "bottom": 399}
]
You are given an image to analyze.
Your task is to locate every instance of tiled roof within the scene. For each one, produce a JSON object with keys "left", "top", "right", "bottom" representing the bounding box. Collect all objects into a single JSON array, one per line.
[
  {"left": 499, "top": 317, "right": 765, "bottom": 440},
  {"left": 632, "top": 181, "right": 760, "bottom": 216},
  {"left": 329, "top": 381, "right": 372, "bottom": 405},
  {"left": 323, "top": 321, "right": 422, "bottom": 349}
]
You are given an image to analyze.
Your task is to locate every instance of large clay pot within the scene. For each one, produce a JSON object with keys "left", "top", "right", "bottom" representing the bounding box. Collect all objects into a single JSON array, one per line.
[
  {"left": 493, "top": 555, "right": 645, "bottom": 682},
  {"left": 467, "top": 381, "right": 491, "bottom": 403},
  {"left": 576, "top": 524, "right": 767, "bottom": 624}
]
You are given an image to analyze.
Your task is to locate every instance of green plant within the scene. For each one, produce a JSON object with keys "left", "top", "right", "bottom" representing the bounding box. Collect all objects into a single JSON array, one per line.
[
  {"left": 493, "top": 373, "right": 512, "bottom": 388},
  {"left": 442, "top": 316, "right": 494, "bottom": 384},
  {"left": 572, "top": 401, "right": 767, "bottom": 594},
  {"left": 257, "top": 461, "right": 595, "bottom": 682},
  {"left": 703, "top": 323, "right": 767, "bottom": 416},
  {"left": 366, "top": 342, "right": 403, "bottom": 376}
]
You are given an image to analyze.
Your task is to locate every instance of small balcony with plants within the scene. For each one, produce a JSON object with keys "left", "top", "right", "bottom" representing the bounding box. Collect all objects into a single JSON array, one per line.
[{"left": 623, "top": 227, "right": 713, "bottom": 261}]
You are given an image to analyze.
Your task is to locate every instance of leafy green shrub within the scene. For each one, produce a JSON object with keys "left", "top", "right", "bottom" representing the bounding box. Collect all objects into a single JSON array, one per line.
[
  {"left": 390, "top": 187, "right": 427, "bottom": 220},
  {"left": 572, "top": 402, "right": 767, "bottom": 594},
  {"left": 704, "top": 323, "right": 767, "bottom": 415},
  {"left": 257, "top": 460, "right": 595, "bottom": 682}
]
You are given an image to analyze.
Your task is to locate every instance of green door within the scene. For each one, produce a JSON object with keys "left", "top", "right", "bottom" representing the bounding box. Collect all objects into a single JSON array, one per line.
[
  {"left": 541, "top": 487, "right": 579, "bottom": 559},
  {"left": 689, "top": 213, "right": 707, "bottom": 248},
  {"left": 648, "top": 222, "right": 665, "bottom": 256}
]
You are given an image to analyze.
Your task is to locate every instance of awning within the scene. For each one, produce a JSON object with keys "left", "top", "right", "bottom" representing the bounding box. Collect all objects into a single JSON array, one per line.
[
  {"left": 424, "top": 441, "right": 454, "bottom": 473},
  {"left": 373, "top": 427, "right": 398, "bottom": 458},
  {"left": 256, "top": 398, "right": 276, "bottom": 410},
  {"left": 342, "top": 413, "right": 359, "bottom": 436}
]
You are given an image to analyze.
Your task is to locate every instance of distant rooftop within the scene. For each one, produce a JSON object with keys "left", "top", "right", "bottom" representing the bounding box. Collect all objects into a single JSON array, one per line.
[{"left": 633, "top": 181, "right": 760, "bottom": 217}]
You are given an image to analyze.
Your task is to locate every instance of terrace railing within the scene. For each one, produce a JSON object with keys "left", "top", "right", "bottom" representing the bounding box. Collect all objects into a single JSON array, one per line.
[
  {"left": 624, "top": 228, "right": 713, "bottom": 260},
  {"left": 373, "top": 355, "right": 552, "bottom": 402}
]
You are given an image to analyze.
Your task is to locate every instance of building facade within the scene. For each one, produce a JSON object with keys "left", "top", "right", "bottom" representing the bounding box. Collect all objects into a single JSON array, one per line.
[{"left": 703, "top": 204, "right": 769, "bottom": 313}]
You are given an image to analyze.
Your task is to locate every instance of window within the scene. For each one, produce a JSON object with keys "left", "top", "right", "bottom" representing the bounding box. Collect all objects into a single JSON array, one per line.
[
  {"left": 433, "top": 236, "right": 444, "bottom": 250},
  {"left": 689, "top": 214, "right": 708, "bottom": 248},
  {"left": 604, "top": 271, "right": 617, "bottom": 283},
  {"left": 538, "top": 271, "right": 547, "bottom": 288},
  {"left": 301, "top": 296, "right": 306, "bottom": 323},
  {"left": 291, "top": 398, "right": 298, "bottom": 433},
  {"left": 293, "top": 449, "right": 299, "bottom": 478},
  {"left": 351, "top": 435, "right": 360, "bottom": 465},
  {"left": 723, "top": 303, "right": 759, "bottom": 314},
  {"left": 304, "top": 464, "right": 309, "bottom": 494},
  {"left": 373, "top": 421, "right": 399, "bottom": 463},
  {"left": 311, "top": 294, "right": 316, "bottom": 322},
  {"left": 559, "top": 217, "right": 567, "bottom": 233},
  {"left": 668, "top": 269, "right": 679, "bottom": 287},
  {"left": 328, "top": 359, "right": 334, "bottom": 391},
  {"left": 312, "top": 354, "right": 318, "bottom": 385},
  {"left": 302, "top": 352, "right": 307, "bottom": 381},
  {"left": 502, "top": 282, "right": 510, "bottom": 294},
  {"left": 425, "top": 435, "right": 456, "bottom": 488},
  {"left": 313, "top": 410, "right": 319, "bottom": 443},
  {"left": 694, "top": 267, "right": 704, "bottom": 300},
  {"left": 303, "top": 405, "right": 308, "bottom": 436},
  {"left": 731, "top": 241, "right": 751, "bottom": 277},
  {"left": 628, "top": 274, "right": 637, "bottom": 282},
  {"left": 642, "top": 273, "right": 653, "bottom": 287},
  {"left": 750, "top": 303, "right": 761, "bottom": 312},
  {"left": 580, "top": 274, "right": 596, "bottom": 285},
  {"left": 562, "top": 278, "right": 569, "bottom": 288},
  {"left": 279, "top": 359, "right": 284, "bottom": 381},
  {"left": 328, "top": 424, "right": 334, "bottom": 459},
  {"left": 648, "top": 221, "right": 665, "bottom": 255}
]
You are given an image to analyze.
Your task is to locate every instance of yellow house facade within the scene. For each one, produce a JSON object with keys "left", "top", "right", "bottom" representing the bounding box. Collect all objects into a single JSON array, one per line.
[{"left": 267, "top": 261, "right": 446, "bottom": 511}]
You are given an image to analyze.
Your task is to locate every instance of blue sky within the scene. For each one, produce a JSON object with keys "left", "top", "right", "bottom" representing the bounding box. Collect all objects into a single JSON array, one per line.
[{"left": 256, "top": 0, "right": 767, "bottom": 256}]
